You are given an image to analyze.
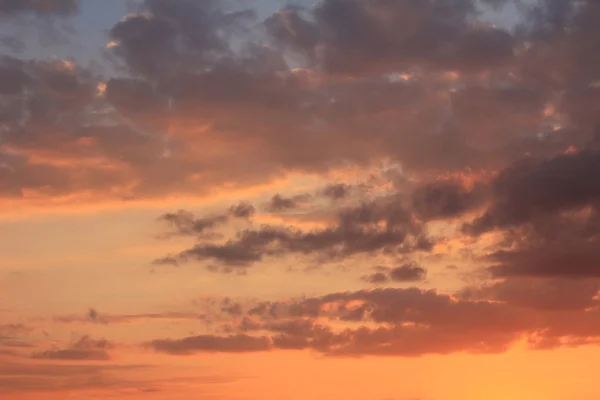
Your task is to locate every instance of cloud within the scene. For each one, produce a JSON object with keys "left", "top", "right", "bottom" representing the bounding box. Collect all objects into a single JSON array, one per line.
[
  {"left": 54, "top": 308, "right": 203, "bottom": 325},
  {"left": 0, "top": 324, "right": 34, "bottom": 353},
  {"left": 147, "top": 334, "right": 271, "bottom": 355},
  {"left": 465, "top": 150, "right": 600, "bottom": 235},
  {"left": 363, "top": 264, "right": 427, "bottom": 284},
  {"left": 455, "top": 148, "right": 600, "bottom": 278},
  {"left": 0, "top": 356, "right": 234, "bottom": 395},
  {"left": 0, "top": 324, "right": 31, "bottom": 337},
  {"left": 266, "top": 0, "right": 515, "bottom": 76},
  {"left": 264, "top": 193, "right": 312, "bottom": 212},
  {"left": 363, "top": 270, "right": 390, "bottom": 285},
  {"left": 458, "top": 278, "right": 600, "bottom": 311},
  {"left": 32, "top": 336, "right": 113, "bottom": 361},
  {"left": 0, "top": 0, "right": 78, "bottom": 16},
  {"left": 156, "top": 202, "right": 255, "bottom": 239},
  {"left": 10, "top": 0, "right": 600, "bottom": 396},
  {"left": 160, "top": 210, "right": 229, "bottom": 236},
  {"left": 322, "top": 183, "right": 352, "bottom": 200},
  {"left": 412, "top": 180, "right": 487, "bottom": 221},
  {"left": 108, "top": 0, "right": 254, "bottom": 78},
  {"left": 0, "top": 361, "right": 149, "bottom": 393},
  {"left": 149, "top": 281, "right": 600, "bottom": 357},
  {"left": 156, "top": 195, "right": 433, "bottom": 269},
  {"left": 389, "top": 264, "right": 427, "bottom": 282},
  {"left": 0, "top": 0, "right": 597, "bottom": 207}
]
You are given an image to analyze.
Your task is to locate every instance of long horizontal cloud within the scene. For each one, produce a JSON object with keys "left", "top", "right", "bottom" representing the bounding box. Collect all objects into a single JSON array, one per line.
[
  {"left": 32, "top": 336, "right": 113, "bottom": 361},
  {"left": 155, "top": 195, "right": 434, "bottom": 268},
  {"left": 54, "top": 308, "right": 204, "bottom": 325},
  {"left": 146, "top": 281, "right": 600, "bottom": 357},
  {"left": 0, "top": 361, "right": 149, "bottom": 394},
  {"left": 0, "top": 324, "right": 34, "bottom": 351},
  {"left": 148, "top": 334, "right": 271, "bottom": 355}
]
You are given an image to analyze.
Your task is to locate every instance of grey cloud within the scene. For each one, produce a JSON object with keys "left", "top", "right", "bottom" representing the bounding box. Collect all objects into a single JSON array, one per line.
[
  {"left": 363, "top": 263, "right": 427, "bottom": 284},
  {"left": 150, "top": 285, "right": 600, "bottom": 357},
  {"left": 239, "top": 284, "right": 600, "bottom": 355},
  {"left": 465, "top": 150, "right": 600, "bottom": 235},
  {"left": 363, "top": 271, "right": 390, "bottom": 285},
  {"left": 265, "top": 193, "right": 312, "bottom": 212},
  {"left": 458, "top": 278, "right": 600, "bottom": 311},
  {"left": 389, "top": 264, "right": 427, "bottom": 282},
  {"left": 159, "top": 202, "right": 254, "bottom": 237},
  {"left": 0, "top": 35, "right": 25, "bottom": 53},
  {"left": 230, "top": 202, "right": 255, "bottom": 218},
  {"left": 32, "top": 336, "right": 113, "bottom": 361},
  {"left": 412, "top": 180, "right": 487, "bottom": 221},
  {"left": 322, "top": 183, "right": 351, "bottom": 200},
  {"left": 54, "top": 308, "right": 202, "bottom": 325},
  {"left": 0, "top": 0, "right": 598, "bottom": 231},
  {"left": 160, "top": 210, "right": 229, "bottom": 236},
  {"left": 108, "top": 0, "right": 254, "bottom": 78},
  {"left": 267, "top": 0, "right": 515, "bottom": 76},
  {"left": 147, "top": 334, "right": 271, "bottom": 355},
  {"left": 0, "top": 0, "right": 78, "bottom": 16},
  {"left": 157, "top": 196, "right": 433, "bottom": 269}
]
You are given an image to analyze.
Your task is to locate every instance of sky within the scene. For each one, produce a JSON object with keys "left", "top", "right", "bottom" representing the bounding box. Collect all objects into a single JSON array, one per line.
[{"left": 1, "top": 0, "right": 600, "bottom": 399}]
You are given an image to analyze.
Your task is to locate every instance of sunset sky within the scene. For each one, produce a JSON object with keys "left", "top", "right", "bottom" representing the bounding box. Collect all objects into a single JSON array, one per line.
[{"left": 1, "top": 0, "right": 600, "bottom": 399}]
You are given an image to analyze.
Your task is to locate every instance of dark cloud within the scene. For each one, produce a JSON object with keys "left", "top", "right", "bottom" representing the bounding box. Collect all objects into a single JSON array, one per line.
[
  {"left": 465, "top": 150, "right": 600, "bottom": 235},
  {"left": 158, "top": 203, "right": 254, "bottom": 237},
  {"left": 0, "top": 0, "right": 597, "bottom": 205},
  {"left": 265, "top": 193, "right": 312, "bottom": 212},
  {"left": 151, "top": 285, "right": 600, "bottom": 357},
  {"left": 159, "top": 210, "right": 229, "bottom": 237},
  {"left": 0, "top": 59, "right": 29, "bottom": 95},
  {"left": 389, "top": 264, "right": 427, "bottom": 282},
  {"left": 0, "top": 0, "right": 79, "bottom": 50},
  {"left": 0, "top": 0, "right": 78, "bottom": 16},
  {"left": 412, "top": 180, "right": 487, "bottom": 221},
  {"left": 220, "top": 298, "right": 243, "bottom": 316},
  {"left": 363, "top": 263, "right": 427, "bottom": 284},
  {"left": 247, "top": 283, "right": 600, "bottom": 355},
  {"left": 363, "top": 271, "right": 390, "bottom": 285},
  {"left": 267, "top": 0, "right": 515, "bottom": 76},
  {"left": 54, "top": 309, "right": 202, "bottom": 325},
  {"left": 157, "top": 196, "right": 433, "bottom": 269},
  {"left": 0, "top": 35, "right": 25, "bottom": 52},
  {"left": 467, "top": 202, "right": 600, "bottom": 278},
  {"left": 458, "top": 278, "right": 600, "bottom": 311},
  {"left": 147, "top": 334, "right": 271, "bottom": 355},
  {"left": 108, "top": 0, "right": 254, "bottom": 78},
  {"left": 230, "top": 202, "right": 255, "bottom": 218},
  {"left": 450, "top": 86, "right": 547, "bottom": 150},
  {"left": 32, "top": 336, "right": 113, "bottom": 361},
  {"left": 322, "top": 183, "right": 351, "bottom": 200},
  {"left": 487, "top": 238, "right": 600, "bottom": 278}
]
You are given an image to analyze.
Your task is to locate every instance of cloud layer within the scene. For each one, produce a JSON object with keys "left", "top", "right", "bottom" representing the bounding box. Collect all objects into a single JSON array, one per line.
[{"left": 3, "top": 1, "right": 600, "bottom": 397}]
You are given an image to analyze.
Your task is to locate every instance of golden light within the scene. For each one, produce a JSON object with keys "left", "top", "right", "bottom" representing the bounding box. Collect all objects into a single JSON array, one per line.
[{"left": 96, "top": 82, "right": 107, "bottom": 97}]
